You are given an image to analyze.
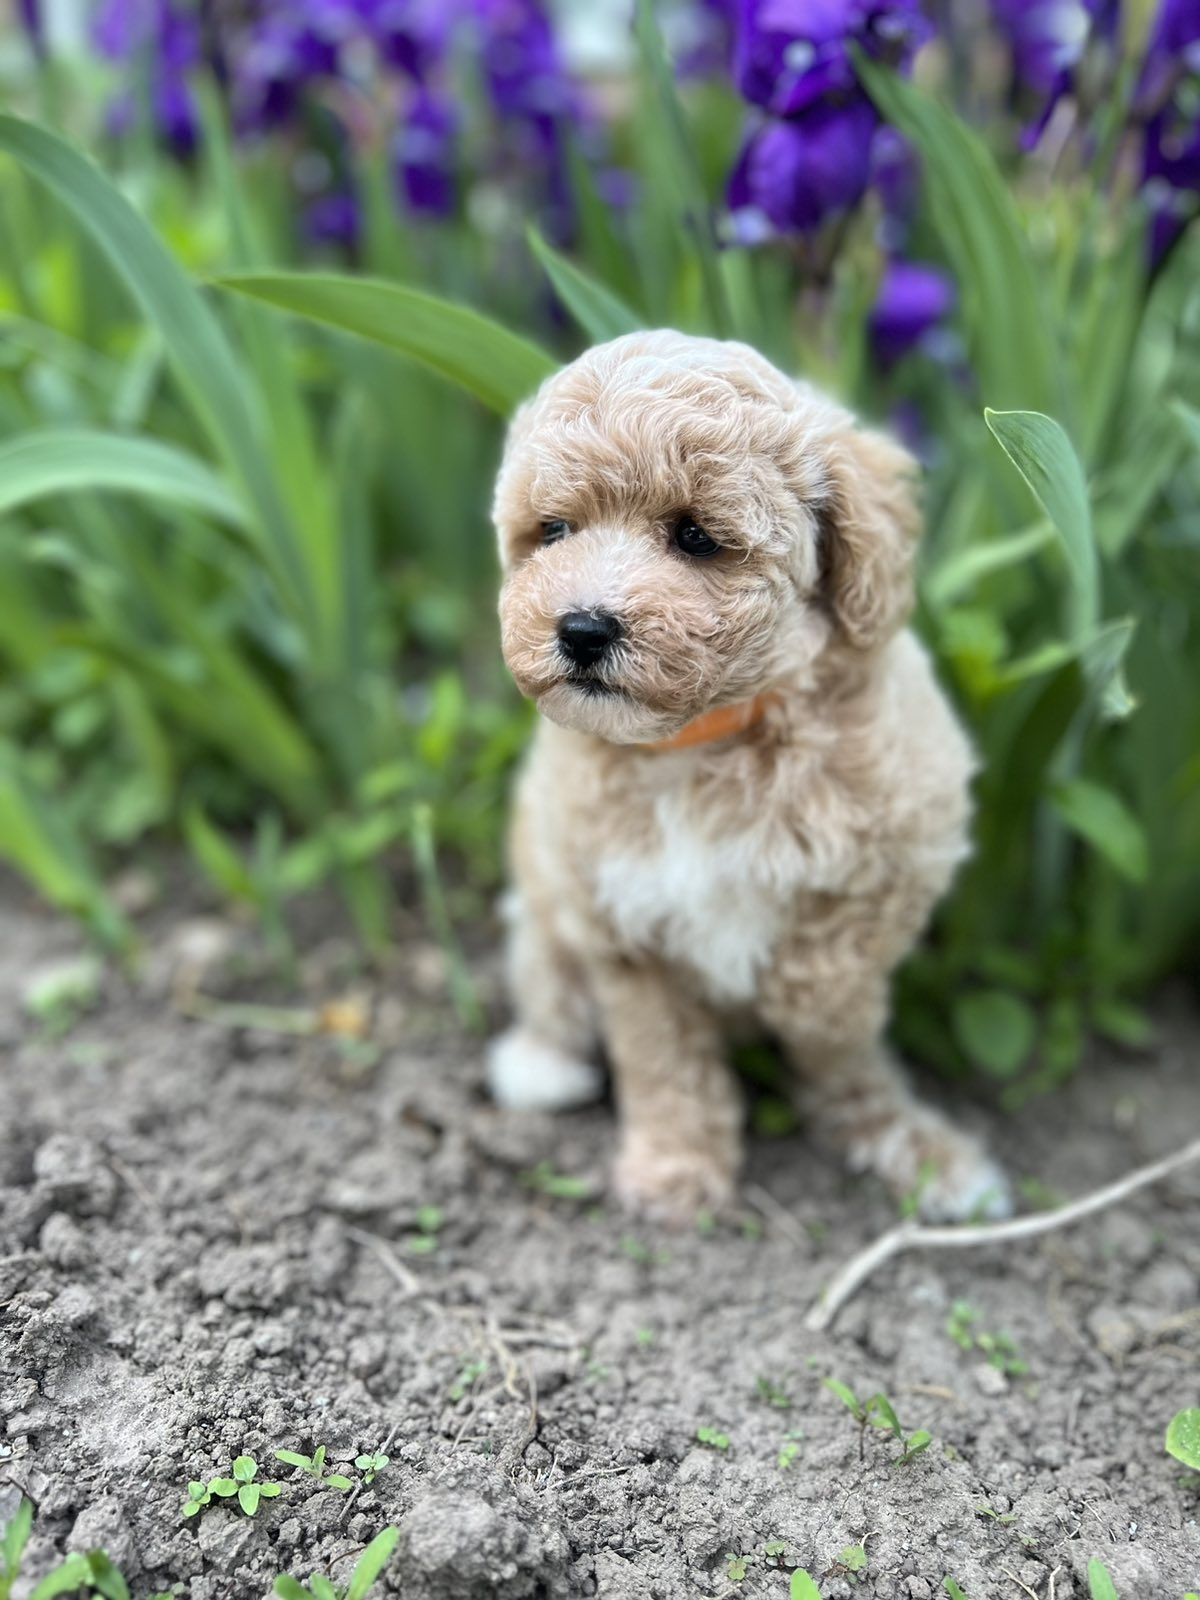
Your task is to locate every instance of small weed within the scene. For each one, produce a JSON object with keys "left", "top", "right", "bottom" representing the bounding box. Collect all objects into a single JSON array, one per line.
[
  {"left": 183, "top": 1454, "right": 282, "bottom": 1518},
  {"left": 274, "top": 1524, "right": 399, "bottom": 1600},
  {"left": 635, "top": 1326, "right": 656, "bottom": 1348},
  {"left": 407, "top": 1204, "right": 443, "bottom": 1255},
  {"left": 778, "top": 1430, "right": 803, "bottom": 1470},
  {"left": 1, "top": 1500, "right": 31, "bottom": 1600},
  {"left": 520, "top": 1162, "right": 592, "bottom": 1200},
  {"left": 974, "top": 1505, "right": 1016, "bottom": 1525},
  {"left": 790, "top": 1576, "right": 822, "bottom": 1600},
  {"left": 755, "top": 1375, "right": 792, "bottom": 1409},
  {"left": 1017, "top": 1175, "right": 1063, "bottom": 1210},
  {"left": 725, "top": 1553, "right": 749, "bottom": 1581},
  {"left": 1165, "top": 1407, "right": 1200, "bottom": 1472},
  {"left": 823, "top": 1379, "right": 931, "bottom": 1465},
  {"left": 946, "top": 1302, "right": 1028, "bottom": 1376},
  {"left": 695, "top": 1208, "right": 718, "bottom": 1237},
  {"left": 898, "top": 1159, "right": 938, "bottom": 1219},
  {"left": 837, "top": 1541, "right": 868, "bottom": 1574},
  {"left": 448, "top": 1357, "right": 487, "bottom": 1401},
  {"left": 23, "top": 955, "right": 103, "bottom": 1038},
  {"left": 2, "top": 1498, "right": 170, "bottom": 1600},
  {"left": 944, "top": 1582, "right": 970, "bottom": 1600},
  {"left": 354, "top": 1451, "right": 389, "bottom": 1486},
  {"left": 740, "top": 1213, "right": 764, "bottom": 1240},
  {"left": 273, "top": 1444, "right": 353, "bottom": 1491},
  {"left": 763, "top": 1540, "right": 788, "bottom": 1560},
  {"left": 695, "top": 1425, "right": 730, "bottom": 1451},
  {"left": 619, "top": 1234, "right": 669, "bottom": 1265}
]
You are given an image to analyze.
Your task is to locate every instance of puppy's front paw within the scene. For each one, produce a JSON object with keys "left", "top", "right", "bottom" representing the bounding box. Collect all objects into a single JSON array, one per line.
[
  {"left": 487, "top": 1029, "right": 604, "bottom": 1111},
  {"left": 861, "top": 1110, "right": 1012, "bottom": 1223},
  {"left": 613, "top": 1140, "right": 736, "bottom": 1227}
]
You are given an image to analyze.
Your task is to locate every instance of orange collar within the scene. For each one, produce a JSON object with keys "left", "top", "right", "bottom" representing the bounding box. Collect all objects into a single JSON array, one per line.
[{"left": 644, "top": 691, "right": 781, "bottom": 753}]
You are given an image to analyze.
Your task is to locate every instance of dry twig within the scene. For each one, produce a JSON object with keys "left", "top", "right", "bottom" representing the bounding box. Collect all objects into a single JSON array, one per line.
[{"left": 806, "top": 1136, "right": 1200, "bottom": 1332}]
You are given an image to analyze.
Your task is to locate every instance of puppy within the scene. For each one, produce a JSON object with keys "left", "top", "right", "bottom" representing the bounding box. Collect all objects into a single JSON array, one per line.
[{"left": 487, "top": 329, "right": 1009, "bottom": 1224}]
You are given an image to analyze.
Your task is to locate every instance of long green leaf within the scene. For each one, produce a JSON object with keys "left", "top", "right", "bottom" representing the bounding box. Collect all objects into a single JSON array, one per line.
[
  {"left": 526, "top": 228, "right": 642, "bottom": 344},
  {"left": 1052, "top": 778, "right": 1149, "bottom": 882},
  {"left": 855, "top": 58, "right": 1062, "bottom": 418},
  {"left": 0, "top": 115, "right": 309, "bottom": 621},
  {"left": 216, "top": 273, "right": 555, "bottom": 416},
  {"left": 345, "top": 1526, "right": 400, "bottom": 1600},
  {"left": 924, "top": 522, "right": 1054, "bottom": 609},
  {"left": 984, "top": 409, "right": 1098, "bottom": 638},
  {"left": 0, "top": 428, "right": 247, "bottom": 527}
]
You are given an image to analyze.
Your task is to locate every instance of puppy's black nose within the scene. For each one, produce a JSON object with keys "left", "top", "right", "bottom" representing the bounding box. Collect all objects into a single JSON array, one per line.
[{"left": 557, "top": 610, "right": 622, "bottom": 669}]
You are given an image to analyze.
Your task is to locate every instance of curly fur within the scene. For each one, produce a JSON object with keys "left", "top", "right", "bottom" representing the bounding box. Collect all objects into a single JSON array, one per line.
[{"left": 489, "top": 330, "right": 1009, "bottom": 1223}]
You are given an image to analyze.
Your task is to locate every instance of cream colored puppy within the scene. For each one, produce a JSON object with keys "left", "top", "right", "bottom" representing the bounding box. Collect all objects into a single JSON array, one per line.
[{"left": 488, "top": 329, "right": 1009, "bottom": 1224}]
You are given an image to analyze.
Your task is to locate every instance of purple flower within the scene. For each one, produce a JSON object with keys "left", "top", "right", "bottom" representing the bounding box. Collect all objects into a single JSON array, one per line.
[
  {"left": 989, "top": 0, "right": 1119, "bottom": 139},
  {"left": 474, "top": 0, "right": 575, "bottom": 131},
  {"left": 366, "top": 0, "right": 453, "bottom": 80},
  {"left": 18, "top": 0, "right": 45, "bottom": 54},
  {"left": 1134, "top": 0, "right": 1200, "bottom": 263},
  {"left": 305, "top": 189, "right": 362, "bottom": 247},
  {"left": 393, "top": 87, "right": 457, "bottom": 215},
  {"left": 869, "top": 258, "right": 956, "bottom": 365},
  {"left": 91, "top": 0, "right": 202, "bottom": 153},
  {"left": 729, "top": 96, "right": 879, "bottom": 237},
  {"left": 735, "top": 0, "right": 931, "bottom": 117}
]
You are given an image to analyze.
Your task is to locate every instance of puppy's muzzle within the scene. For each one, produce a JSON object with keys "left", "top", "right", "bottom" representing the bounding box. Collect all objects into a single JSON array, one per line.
[{"left": 557, "top": 609, "right": 623, "bottom": 671}]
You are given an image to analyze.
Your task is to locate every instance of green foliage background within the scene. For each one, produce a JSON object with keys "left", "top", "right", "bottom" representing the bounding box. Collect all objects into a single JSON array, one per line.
[{"left": 0, "top": 11, "right": 1197, "bottom": 1097}]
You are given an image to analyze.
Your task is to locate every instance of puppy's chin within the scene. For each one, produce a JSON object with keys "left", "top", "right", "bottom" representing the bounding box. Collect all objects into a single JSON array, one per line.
[{"left": 536, "top": 682, "right": 686, "bottom": 744}]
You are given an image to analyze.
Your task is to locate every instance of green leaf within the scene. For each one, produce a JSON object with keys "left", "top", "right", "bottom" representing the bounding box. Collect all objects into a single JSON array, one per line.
[
  {"left": 273, "top": 1450, "right": 313, "bottom": 1472},
  {"left": 208, "top": 1479, "right": 238, "bottom": 1498},
  {"left": 216, "top": 273, "right": 555, "bottom": 417},
  {"left": 2, "top": 1496, "right": 33, "bottom": 1576},
  {"left": 823, "top": 1378, "right": 862, "bottom": 1418},
  {"left": 1087, "top": 1558, "right": 1120, "bottom": 1600},
  {"left": 865, "top": 1394, "right": 902, "bottom": 1436},
  {"left": 0, "top": 429, "right": 247, "bottom": 528},
  {"left": 273, "top": 1578, "right": 311, "bottom": 1600},
  {"left": 854, "top": 57, "right": 1062, "bottom": 418},
  {"left": 952, "top": 990, "right": 1036, "bottom": 1078},
  {"left": 310, "top": 1579, "right": 338, "bottom": 1600},
  {"left": 0, "top": 115, "right": 307, "bottom": 622},
  {"left": 631, "top": 0, "right": 733, "bottom": 338},
  {"left": 233, "top": 1456, "right": 257, "bottom": 1482},
  {"left": 840, "top": 1543, "right": 868, "bottom": 1573},
  {"left": 924, "top": 523, "right": 1054, "bottom": 610},
  {"left": 791, "top": 1575, "right": 823, "bottom": 1600},
  {"left": 325, "top": 1475, "right": 353, "bottom": 1491},
  {"left": 238, "top": 1483, "right": 261, "bottom": 1516},
  {"left": 984, "top": 409, "right": 1098, "bottom": 639},
  {"left": 183, "top": 805, "right": 261, "bottom": 907},
  {"left": 527, "top": 228, "right": 642, "bottom": 344},
  {"left": 259, "top": 1484, "right": 283, "bottom": 1499},
  {"left": 900, "top": 1429, "right": 932, "bottom": 1460},
  {"left": 1165, "top": 1407, "right": 1200, "bottom": 1471},
  {"left": 1050, "top": 779, "right": 1148, "bottom": 883},
  {"left": 86, "top": 1552, "right": 131, "bottom": 1600},
  {"left": 29, "top": 1554, "right": 93, "bottom": 1600},
  {"left": 944, "top": 1582, "right": 970, "bottom": 1600},
  {"left": 345, "top": 1525, "right": 400, "bottom": 1600}
]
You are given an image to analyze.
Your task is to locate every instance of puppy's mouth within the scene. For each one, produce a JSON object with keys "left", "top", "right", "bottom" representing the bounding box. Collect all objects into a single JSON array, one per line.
[{"left": 561, "top": 673, "right": 625, "bottom": 698}]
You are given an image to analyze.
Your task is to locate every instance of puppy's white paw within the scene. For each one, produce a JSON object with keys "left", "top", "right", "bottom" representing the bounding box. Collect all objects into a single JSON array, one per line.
[
  {"left": 613, "top": 1143, "right": 736, "bottom": 1227},
  {"left": 487, "top": 1029, "right": 604, "bottom": 1111},
  {"left": 856, "top": 1110, "right": 1012, "bottom": 1223}
]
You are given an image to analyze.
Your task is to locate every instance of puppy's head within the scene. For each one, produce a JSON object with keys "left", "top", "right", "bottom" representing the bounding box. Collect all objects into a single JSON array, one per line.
[{"left": 493, "top": 329, "right": 919, "bottom": 743}]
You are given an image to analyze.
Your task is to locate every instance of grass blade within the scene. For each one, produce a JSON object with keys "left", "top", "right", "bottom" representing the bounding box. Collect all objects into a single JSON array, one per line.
[
  {"left": 345, "top": 1525, "right": 400, "bottom": 1600},
  {"left": 526, "top": 227, "right": 642, "bottom": 344},
  {"left": 215, "top": 273, "right": 556, "bottom": 417},
  {"left": 0, "top": 428, "right": 247, "bottom": 527},
  {"left": 855, "top": 58, "right": 1063, "bottom": 419}
]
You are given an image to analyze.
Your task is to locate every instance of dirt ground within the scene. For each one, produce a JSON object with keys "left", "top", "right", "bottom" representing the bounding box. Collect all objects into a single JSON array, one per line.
[{"left": 1, "top": 877, "right": 1198, "bottom": 1600}]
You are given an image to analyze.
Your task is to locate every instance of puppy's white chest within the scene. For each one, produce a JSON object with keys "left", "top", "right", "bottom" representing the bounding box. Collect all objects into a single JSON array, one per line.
[{"left": 593, "top": 799, "right": 787, "bottom": 1004}]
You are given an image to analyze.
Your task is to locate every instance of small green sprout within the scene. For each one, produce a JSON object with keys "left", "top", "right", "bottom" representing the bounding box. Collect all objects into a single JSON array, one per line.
[
  {"left": 23, "top": 956, "right": 103, "bottom": 1038},
  {"left": 274, "top": 1445, "right": 353, "bottom": 1491},
  {"left": 635, "top": 1326, "right": 656, "bottom": 1348},
  {"left": 184, "top": 1455, "right": 282, "bottom": 1518},
  {"left": 2, "top": 1498, "right": 172, "bottom": 1600},
  {"left": 838, "top": 1541, "right": 868, "bottom": 1574},
  {"left": 520, "top": 1162, "right": 592, "bottom": 1200},
  {"left": 823, "top": 1379, "right": 931, "bottom": 1465},
  {"left": 725, "top": 1553, "right": 749, "bottom": 1581},
  {"left": 791, "top": 1575, "right": 822, "bottom": 1600},
  {"left": 2, "top": 1499, "right": 32, "bottom": 1600},
  {"left": 763, "top": 1540, "right": 788, "bottom": 1561},
  {"left": 946, "top": 1301, "right": 1028, "bottom": 1376},
  {"left": 619, "top": 1234, "right": 669, "bottom": 1265},
  {"left": 354, "top": 1452, "right": 389, "bottom": 1486},
  {"left": 695, "top": 1425, "right": 730, "bottom": 1451},
  {"left": 448, "top": 1357, "right": 487, "bottom": 1401},
  {"left": 974, "top": 1505, "right": 1016, "bottom": 1525},
  {"left": 274, "top": 1524, "right": 399, "bottom": 1600},
  {"left": 944, "top": 1581, "right": 970, "bottom": 1600},
  {"left": 755, "top": 1375, "right": 792, "bottom": 1409},
  {"left": 778, "top": 1430, "right": 803, "bottom": 1470},
  {"left": 407, "top": 1205, "right": 443, "bottom": 1255},
  {"left": 1165, "top": 1407, "right": 1200, "bottom": 1472}
]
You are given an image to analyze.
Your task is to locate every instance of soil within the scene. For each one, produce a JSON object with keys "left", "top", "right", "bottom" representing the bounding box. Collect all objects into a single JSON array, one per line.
[{"left": 1, "top": 877, "right": 1198, "bottom": 1600}]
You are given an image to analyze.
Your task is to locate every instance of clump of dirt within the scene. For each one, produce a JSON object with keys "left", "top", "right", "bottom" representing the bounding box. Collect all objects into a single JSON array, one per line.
[{"left": 1, "top": 880, "right": 1198, "bottom": 1600}]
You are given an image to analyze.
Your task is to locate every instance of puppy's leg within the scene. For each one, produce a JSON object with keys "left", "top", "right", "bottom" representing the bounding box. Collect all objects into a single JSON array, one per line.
[
  {"left": 488, "top": 891, "right": 604, "bottom": 1111},
  {"left": 764, "top": 986, "right": 1010, "bottom": 1222},
  {"left": 593, "top": 959, "right": 742, "bottom": 1222}
]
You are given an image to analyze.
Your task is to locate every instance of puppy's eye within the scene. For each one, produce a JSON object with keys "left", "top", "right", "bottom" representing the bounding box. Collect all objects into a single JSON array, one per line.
[
  {"left": 673, "top": 514, "right": 721, "bottom": 559},
  {"left": 540, "top": 519, "right": 572, "bottom": 545}
]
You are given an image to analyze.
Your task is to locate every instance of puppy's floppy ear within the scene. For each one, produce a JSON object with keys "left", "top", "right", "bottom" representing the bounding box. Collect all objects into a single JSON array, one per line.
[{"left": 819, "top": 423, "right": 921, "bottom": 650}]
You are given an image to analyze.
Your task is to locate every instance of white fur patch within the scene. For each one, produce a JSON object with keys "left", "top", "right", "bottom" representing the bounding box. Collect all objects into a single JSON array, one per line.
[
  {"left": 594, "top": 791, "right": 794, "bottom": 1004},
  {"left": 487, "top": 1029, "right": 605, "bottom": 1111}
]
